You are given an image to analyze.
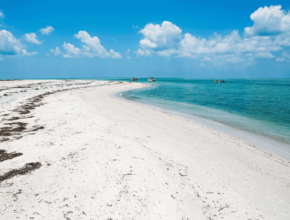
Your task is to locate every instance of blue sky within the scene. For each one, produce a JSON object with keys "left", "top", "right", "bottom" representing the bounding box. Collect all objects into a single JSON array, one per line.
[{"left": 0, "top": 0, "right": 290, "bottom": 79}]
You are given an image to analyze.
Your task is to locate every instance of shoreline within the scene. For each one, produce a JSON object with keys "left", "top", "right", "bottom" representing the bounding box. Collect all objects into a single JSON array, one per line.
[
  {"left": 118, "top": 84, "right": 290, "bottom": 161},
  {"left": 1, "top": 80, "right": 290, "bottom": 219}
]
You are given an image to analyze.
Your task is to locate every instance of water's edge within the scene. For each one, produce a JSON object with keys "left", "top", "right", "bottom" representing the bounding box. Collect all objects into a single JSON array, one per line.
[{"left": 115, "top": 84, "right": 290, "bottom": 161}]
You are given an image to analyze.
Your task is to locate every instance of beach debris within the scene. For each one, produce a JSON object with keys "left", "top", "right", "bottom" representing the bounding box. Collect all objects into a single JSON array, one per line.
[
  {"left": 32, "top": 126, "right": 44, "bottom": 132},
  {"left": 179, "top": 172, "right": 187, "bottom": 176},
  {"left": 107, "top": 204, "right": 112, "bottom": 207},
  {"left": 122, "top": 173, "right": 135, "bottom": 179},
  {"left": 0, "top": 149, "right": 23, "bottom": 162},
  {"left": 218, "top": 205, "right": 229, "bottom": 211},
  {"left": 64, "top": 211, "right": 73, "bottom": 218},
  {"left": 0, "top": 162, "right": 41, "bottom": 182}
]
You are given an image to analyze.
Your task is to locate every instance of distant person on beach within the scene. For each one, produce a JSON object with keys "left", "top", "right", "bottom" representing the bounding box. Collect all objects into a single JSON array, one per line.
[{"left": 136, "top": 78, "right": 138, "bottom": 82}]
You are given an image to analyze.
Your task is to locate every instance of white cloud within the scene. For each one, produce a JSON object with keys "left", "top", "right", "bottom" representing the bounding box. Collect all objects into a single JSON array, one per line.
[
  {"left": 0, "top": 30, "right": 23, "bottom": 55},
  {"left": 136, "top": 5, "right": 290, "bottom": 64},
  {"left": 0, "top": 30, "right": 36, "bottom": 56},
  {"left": 22, "top": 50, "right": 38, "bottom": 56},
  {"left": 140, "top": 38, "right": 157, "bottom": 48},
  {"left": 62, "top": 31, "right": 122, "bottom": 58},
  {"left": 139, "top": 21, "right": 182, "bottom": 50},
  {"left": 245, "top": 5, "right": 290, "bottom": 36},
  {"left": 109, "top": 49, "right": 122, "bottom": 59},
  {"left": 24, "top": 33, "right": 41, "bottom": 44},
  {"left": 276, "top": 57, "right": 285, "bottom": 61},
  {"left": 137, "top": 25, "right": 280, "bottom": 61},
  {"left": 50, "top": 47, "right": 62, "bottom": 56},
  {"left": 125, "top": 49, "right": 131, "bottom": 59},
  {"left": 0, "top": 11, "right": 4, "bottom": 18},
  {"left": 63, "top": 42, "right": 81, "bottom": 58},
  {"left": 255, "top": 51, "right": 275, "bottom": 58},
  {"left": 135, "top": 48, "right": 151, "bottom": 56},
  {"left": 40, "top": 26, "right": 55, "bottom": 35},
  {"left": 276, "top": 51, "right": 290, "bottom": 62},
  {"left": 75, "top": 31, "right": 111, "bottom": 57},
  {"left": 0, "top": 57, "right": 3, "bottom": 60}
]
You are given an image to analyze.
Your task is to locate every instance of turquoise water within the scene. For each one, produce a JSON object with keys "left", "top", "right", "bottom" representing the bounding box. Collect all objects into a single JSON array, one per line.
[{"left": 115, "top": 78, "right": 290, "bottom": 147}]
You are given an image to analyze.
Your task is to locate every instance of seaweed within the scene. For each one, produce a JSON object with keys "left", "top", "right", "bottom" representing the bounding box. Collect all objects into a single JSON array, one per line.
[
  {"left": 0, "top": 149, "right": 23, "bottom": 162},
  {"left": 0, "top": 123, "right": 27, "bottom": 136},
  {"left": 0, "top": 138, "right": 10, "bottom": 142},
  {"left": 7, "top": 117, "right": 20, "bottom": 121},
  {"left": 0, "top": 162, "right": 41, "bottom": 182}
]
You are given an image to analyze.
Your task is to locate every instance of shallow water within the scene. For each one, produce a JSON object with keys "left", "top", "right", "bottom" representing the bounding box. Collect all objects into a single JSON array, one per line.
[{"left": 111, "top": 78, "right": 290, "bottom": 158}]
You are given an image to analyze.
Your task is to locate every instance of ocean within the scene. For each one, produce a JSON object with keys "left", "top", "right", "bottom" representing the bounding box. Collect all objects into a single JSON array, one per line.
[{"left": 112, "top": 78, "right": 290, "bottom": 159}]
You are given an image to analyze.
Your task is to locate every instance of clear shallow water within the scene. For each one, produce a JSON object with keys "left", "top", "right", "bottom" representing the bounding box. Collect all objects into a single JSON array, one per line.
[{"left": 112, "top": 78, "right": 290, "bottom": 153}]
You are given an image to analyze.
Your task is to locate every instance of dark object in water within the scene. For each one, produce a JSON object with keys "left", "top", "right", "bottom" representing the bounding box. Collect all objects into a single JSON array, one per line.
[
  {"left": 214, "top": 80, "right": 226, "bottom": 83},
  {"left": 0, "top": 162, "right": 41, "bottom": 182}
]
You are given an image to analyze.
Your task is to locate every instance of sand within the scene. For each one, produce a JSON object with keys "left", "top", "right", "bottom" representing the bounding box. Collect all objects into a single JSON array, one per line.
[{"left": 0, "top": 80, "right": 289, "bottom": 220}]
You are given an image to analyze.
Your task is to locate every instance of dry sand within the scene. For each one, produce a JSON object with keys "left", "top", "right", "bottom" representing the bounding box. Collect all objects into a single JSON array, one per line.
[{"left": 0, "top": 80, "right": 290, "bottom": 220}]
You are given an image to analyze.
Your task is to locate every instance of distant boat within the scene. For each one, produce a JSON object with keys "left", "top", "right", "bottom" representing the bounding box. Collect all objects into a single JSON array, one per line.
[
  {"left": 148, "top": 77, "right": 155, "bottom": 82},
  {"left": 214, "top": 80, "right": 225, "bottom": 83}
]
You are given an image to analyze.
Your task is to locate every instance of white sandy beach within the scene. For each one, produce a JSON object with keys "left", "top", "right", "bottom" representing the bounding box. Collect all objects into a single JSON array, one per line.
[{"left": 0, "top": 80, "right": 290, "bottom": 220}]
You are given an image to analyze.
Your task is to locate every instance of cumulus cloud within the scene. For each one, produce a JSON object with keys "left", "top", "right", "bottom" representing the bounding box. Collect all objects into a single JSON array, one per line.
[
  {"left": 0, "top": 30, "right": 36, "bottom": 56},
  {"left": 140, "top": 21, "right": 182, "bottom": 50},
  {"left": 245, "top": 5, "right": 290, "bottom": 36},
  {"left": 276, "top": 51, "right": 290, "bottom": 62},
  {"left": 62, "top": 31, "right": 122, "bottom": 58},
  {"left": 40, "top": 26, "right": 55, "bottom": 35},
  {"left": 24, "top": 33, "right": 41, "bottom": 44},
  {"left": 137, "top": 24, "right": 279, "bottom": 60},
  {"left": 75, "top": 31, "right": 111, "bottom": 57},
  {"left": 109, "top": 49, "right": 122, "bottom": 59},
  {"left": 136, "top": 5, "right": 290, "bottom": 64},
  {"left": 63, "top": 42, "right": 81, "bottom": 58},
  {"left": 50, "top": 47, "right": 62, "bottom": 56}
]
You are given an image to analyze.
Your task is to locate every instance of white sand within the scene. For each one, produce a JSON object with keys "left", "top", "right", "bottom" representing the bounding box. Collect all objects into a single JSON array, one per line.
[{"left": 0, "top": 80, "right": 290, "bottom": 220}]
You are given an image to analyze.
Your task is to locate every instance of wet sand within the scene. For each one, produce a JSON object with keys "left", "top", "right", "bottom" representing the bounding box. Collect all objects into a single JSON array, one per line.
[{"left": 0, "top": 80, "right": 290, "bottom": 220}]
